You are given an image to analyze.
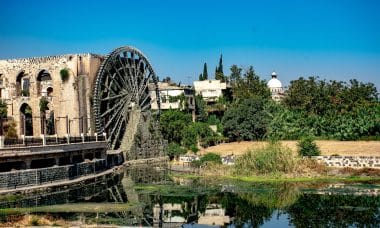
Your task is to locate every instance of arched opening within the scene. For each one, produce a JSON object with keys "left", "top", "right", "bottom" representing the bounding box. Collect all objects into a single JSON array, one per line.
[
  {"left": 37, "top": 70, "right": 52, "bottom": 96},
  {"left": 20, "top": 103, "right": 33, "bottom": 136},
  {"left": 46, "top": 87, "right": 53, "bottom": 97},
  {"left": 16, "top": 71, "right": 30, "bottom": 97}
]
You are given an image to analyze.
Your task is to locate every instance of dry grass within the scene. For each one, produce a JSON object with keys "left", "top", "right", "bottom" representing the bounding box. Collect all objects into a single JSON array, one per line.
[{"left": 200, "top": 140, "right": 380, "bottom": 157}]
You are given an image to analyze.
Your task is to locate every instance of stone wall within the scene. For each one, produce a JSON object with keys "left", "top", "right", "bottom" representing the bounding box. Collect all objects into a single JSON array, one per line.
[
  {"left": 0, "top": 54, "right": 103, "bottom": 137},
  {"left": 0, "top": 159, "right": 106, "bottom": 190},
  {"left": 314, "top": 156, "right": 380, "bottom": 168}
]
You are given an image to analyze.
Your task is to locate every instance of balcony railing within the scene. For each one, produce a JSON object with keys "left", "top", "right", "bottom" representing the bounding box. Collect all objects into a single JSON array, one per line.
[{"left": 1, "top": 134, "right": 107, "bottom": 148}]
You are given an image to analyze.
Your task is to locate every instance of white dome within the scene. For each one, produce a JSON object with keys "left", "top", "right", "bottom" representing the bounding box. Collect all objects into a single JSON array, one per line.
[{"left": 267, "top": 78, "right": 282, "bottom": 88}]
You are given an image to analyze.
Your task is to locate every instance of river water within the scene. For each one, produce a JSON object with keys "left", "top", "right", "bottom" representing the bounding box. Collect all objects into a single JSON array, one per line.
[{"left": 1, "top": 163, "right": 380, "bottom": 227}]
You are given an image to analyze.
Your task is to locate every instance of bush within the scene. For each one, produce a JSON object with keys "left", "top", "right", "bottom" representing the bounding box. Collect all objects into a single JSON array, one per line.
[
  {"left": 60, "top": 68, "right": 70, "bottom": 82},
  {"left": 234, "top": 142, "right": 295, "bottom": 175},
  {"left": 297, "top": 136, "right": 320, "bottom": 156},
  {"left": 200, "top": 152, "right": 222, "bottom": 165},
  {"left": 166, "top": 143, "right": 186, "bottom": 160}
]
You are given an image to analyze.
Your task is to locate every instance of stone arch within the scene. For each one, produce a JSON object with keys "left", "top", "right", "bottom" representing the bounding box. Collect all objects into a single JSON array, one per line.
[
  {"left": 36, "top": 69, "right": 52, "bottom": 96},
  {"left": 16, "top": 70, "right": 30, "bottom": 97},
  {"left": 20, "top": 103, "right": 33, "bottom": 136}
]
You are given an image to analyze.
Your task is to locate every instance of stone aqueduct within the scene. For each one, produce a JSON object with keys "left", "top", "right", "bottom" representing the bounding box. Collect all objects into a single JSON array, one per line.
[{"left": 0, "top": 46, "right": 160, "bottom": 150}]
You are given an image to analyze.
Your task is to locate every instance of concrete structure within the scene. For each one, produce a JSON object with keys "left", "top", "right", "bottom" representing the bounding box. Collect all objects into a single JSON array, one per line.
[
  {"left": 193, "top": 80, "right": 227, "bottom": 103},
  {"left": 0, "top": 54, "right": 103, "bottom": 137},
  {"left": 149, "top": 82, "right": 194, "bottom": 110},
  {"left": 267, "top": 71, "right": 284, "bottom": 101}
]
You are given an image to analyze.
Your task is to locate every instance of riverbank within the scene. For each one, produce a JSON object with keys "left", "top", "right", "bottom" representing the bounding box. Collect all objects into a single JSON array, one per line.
[
  {"left": 199, "top": 140, "right": 380, "bottom": 157},
  {"left": 170, "top": 162, "right": 380, "bottom": 184}
]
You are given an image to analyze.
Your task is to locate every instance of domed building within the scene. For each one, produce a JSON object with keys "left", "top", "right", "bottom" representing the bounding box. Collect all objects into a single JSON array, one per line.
[{"left": 267, "top": 71, "right": 284, "bottom": 101}]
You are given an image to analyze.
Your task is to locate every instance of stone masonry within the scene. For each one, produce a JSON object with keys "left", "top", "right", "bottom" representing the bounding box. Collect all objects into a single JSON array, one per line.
[
  {"left": 0, "top": 54, "right": 103, "bottom": 137},
  {"left": 314, "top": 156, "right": 380, "bottom": 168}
]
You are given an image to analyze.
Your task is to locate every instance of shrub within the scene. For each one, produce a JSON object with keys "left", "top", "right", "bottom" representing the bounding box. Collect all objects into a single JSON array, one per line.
[
  {"left": 234, "top": 142, "right": 295, "bottom": 175},
  {"left": 297, "top": 136, "right": 320, "bottom": 156},
  {"left": 60, "top": 68, "right": 70, "bottom": 82},
  {"left": 166, "top": 143, "right": 186, "bottom": 160},
  {"left": 39, "top": 97, "right": 49, "bottom": 112},
  {"left": 200, "top": 152, "right": 222, "bottom": 165}
]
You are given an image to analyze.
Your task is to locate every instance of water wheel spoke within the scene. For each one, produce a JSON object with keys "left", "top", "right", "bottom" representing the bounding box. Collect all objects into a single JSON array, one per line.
[
  {"left": 103, "top": 95, "right": 131, "bottom": 129},
  {"left": 100, "top": 95, "right": 130, "bottom": 118}
]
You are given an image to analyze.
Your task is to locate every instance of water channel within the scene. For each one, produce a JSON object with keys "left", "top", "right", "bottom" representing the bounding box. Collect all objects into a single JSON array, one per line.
[{"left": 1, "top": 163, "right": 380, "bottom": 227}]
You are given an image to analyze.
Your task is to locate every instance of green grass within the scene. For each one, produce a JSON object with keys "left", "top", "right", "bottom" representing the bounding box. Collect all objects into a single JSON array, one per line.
[{"left": 170, "top": 172, "right": 380, "bottom": 184}]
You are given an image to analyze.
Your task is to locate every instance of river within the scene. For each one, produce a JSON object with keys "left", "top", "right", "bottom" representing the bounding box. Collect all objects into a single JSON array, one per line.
[{"left": 1, "top": 163, "right": 379, "bottom": 227}]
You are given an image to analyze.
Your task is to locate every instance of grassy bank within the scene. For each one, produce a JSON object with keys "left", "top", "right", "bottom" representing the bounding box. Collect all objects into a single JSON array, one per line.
[{"left": 199, "top": 140, "right": 380, "bottom": 157}]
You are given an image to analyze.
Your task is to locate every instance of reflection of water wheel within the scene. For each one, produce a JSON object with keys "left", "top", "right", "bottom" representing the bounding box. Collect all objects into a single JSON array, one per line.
[{"left": 93, "top": 46, "right": 160, "bottom": 150}]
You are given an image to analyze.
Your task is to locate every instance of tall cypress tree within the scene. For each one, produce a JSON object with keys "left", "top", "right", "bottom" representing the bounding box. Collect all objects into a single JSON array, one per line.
[
  {"left": 218, "top": 54, "right": 223, "bottom": 75},
  {"left": 203, "top": 63, "right": 208, "bottom": 80},
  {"left": 215, "top": 54, "right": 225, "bottom": 81}
]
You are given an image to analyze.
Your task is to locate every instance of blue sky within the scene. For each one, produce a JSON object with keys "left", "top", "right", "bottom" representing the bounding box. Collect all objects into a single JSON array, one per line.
[{"left": 1, "top": 0, "right": 379, "bottom": 89}]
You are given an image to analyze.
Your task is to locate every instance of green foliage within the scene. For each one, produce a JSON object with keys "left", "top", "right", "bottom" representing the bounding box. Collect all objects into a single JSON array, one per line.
[
  {"left": 215, "top": 54, "right": 225, "bottom": 81},
  {"left": 200, "top": 152, "right": 222, "bottom": 164},
  {"left": 199, "top": 63, "right": 208, "bottom": 81},
  {"left": 234, "top": 142, "right": 295, "bottom": 175},
  {"left": 60, "top": 68, "right": 70, "bottom": 81},
  {"left": 195, "top": 95, "right": 207, "bottom": 121},
  {"left": 181, "top": 122, "right": 219, "bottom": 149},
  {"left": 222, "top": 98, "right": 269, "bottom": 141},
  {"left": 192, "top": 152, "right": 222, "bottom": 167},
  {"left": 297, "top": 136, "right": 320, "bottom": 156},
  {"left": 166, "top": 143, "right": 187, "bottom": 160},
  {"left": 5, "top": 120, "right": 17, "bottom": 138},
  {"left": 160, "top": 110, "right": 192, "bottom": 143},
  {"left": 232, "top": 66, "right": 271, "bottom": 101},
  {"left": 39, "top": 97, "right": 49, "bottom": 113},
  {"left": 283, "top": 77, "right": 378, "bottom": 115},
  {"left": 0, "top": 100, "right": 7, "bottom": 118}
]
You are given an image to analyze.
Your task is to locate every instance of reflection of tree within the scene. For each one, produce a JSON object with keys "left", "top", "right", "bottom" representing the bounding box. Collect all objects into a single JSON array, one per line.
[
  {"left": 287, "top": 194, "right": 380, "bottom": 227},
  {"left": 220, "top": 192, "right": 273, "bottom": 227}
]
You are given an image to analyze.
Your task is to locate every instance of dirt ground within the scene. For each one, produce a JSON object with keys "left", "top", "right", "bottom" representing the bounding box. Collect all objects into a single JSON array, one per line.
[{"left": 199, "top": 140, "right": 380, "bottom": 157}]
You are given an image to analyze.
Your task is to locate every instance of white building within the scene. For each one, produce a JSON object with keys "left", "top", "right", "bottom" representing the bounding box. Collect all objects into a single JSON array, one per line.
[
  {"left": 193, "top": 80, "right": 227, "bottom": 103},
  {"left": 267, "top": 71, "right": 284, "bottom": 101},
  {"left": 149, "top": 82, "right": 194, "bottom": 110}
]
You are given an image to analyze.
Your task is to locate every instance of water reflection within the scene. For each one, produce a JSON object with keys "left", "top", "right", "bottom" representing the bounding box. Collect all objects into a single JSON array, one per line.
[{"left": 1, "top": 165, "right": 380, "bottom": 227}]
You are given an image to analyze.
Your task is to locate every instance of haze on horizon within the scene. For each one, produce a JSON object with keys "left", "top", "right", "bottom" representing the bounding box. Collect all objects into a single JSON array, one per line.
[{"left": 0, "top": 0, "right": 379, "bottom": 90}]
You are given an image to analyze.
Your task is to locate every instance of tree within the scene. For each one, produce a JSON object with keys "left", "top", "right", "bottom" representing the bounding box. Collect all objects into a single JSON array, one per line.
[
  {"left": 160, "top": 110, "right": 192, "bottom": 143},
  {"left": 232, "top": 66, "right": 271, "bottom": 101},
  {"left": 297, "top": 136, "right": 320, "bottom": 156},
  {"left": 215, "top": 54, "right": 225, "bottom": 81},
  {"left": 166, "top": 142, "right": 187, "bottom": 160},
  {"left": 229, "top": 64, "right": 242, "bottom": 83},
  {"left": 202, "top": 63, "right": 208, "bottom": 80},
  {"left": 222, "top": 98, "right": 270, "bottom": 141}
]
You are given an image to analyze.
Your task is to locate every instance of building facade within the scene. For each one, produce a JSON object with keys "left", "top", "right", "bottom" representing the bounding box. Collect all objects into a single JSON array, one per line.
[
  {"left": 0, "top": 54, "right": 103, "bottom": 137},
  {"left": 149, "top": 82, "right": 194, "bottom": 110},
  {"left": 193, "top": 79, "right": 227, "bottom": 103}
]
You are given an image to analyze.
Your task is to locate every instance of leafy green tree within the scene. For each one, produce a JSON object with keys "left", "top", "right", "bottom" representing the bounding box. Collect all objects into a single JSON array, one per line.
[
  {"left": 232, "top": 66, "right": 271, "bottom": 101},
  {"left": 166, "top": 142, "right": 187, "bottom": 160},
  {"left": 195, "top": 95, "right": 207, "bottom": 121},
  {"left": 181, "top": 122, "right": 218, "bottom": 149},
  {"left": 222, "top": 98, "right": 270, "bottom": 141},
  {"left": 160, "top": 110, "right": 192, "bottom": 143},
  {"left": 200, "top": 152, "right": 222, "bottom": 164},
  {"left": 229, "top": 64, "right": 242, "bottom": 83}
]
